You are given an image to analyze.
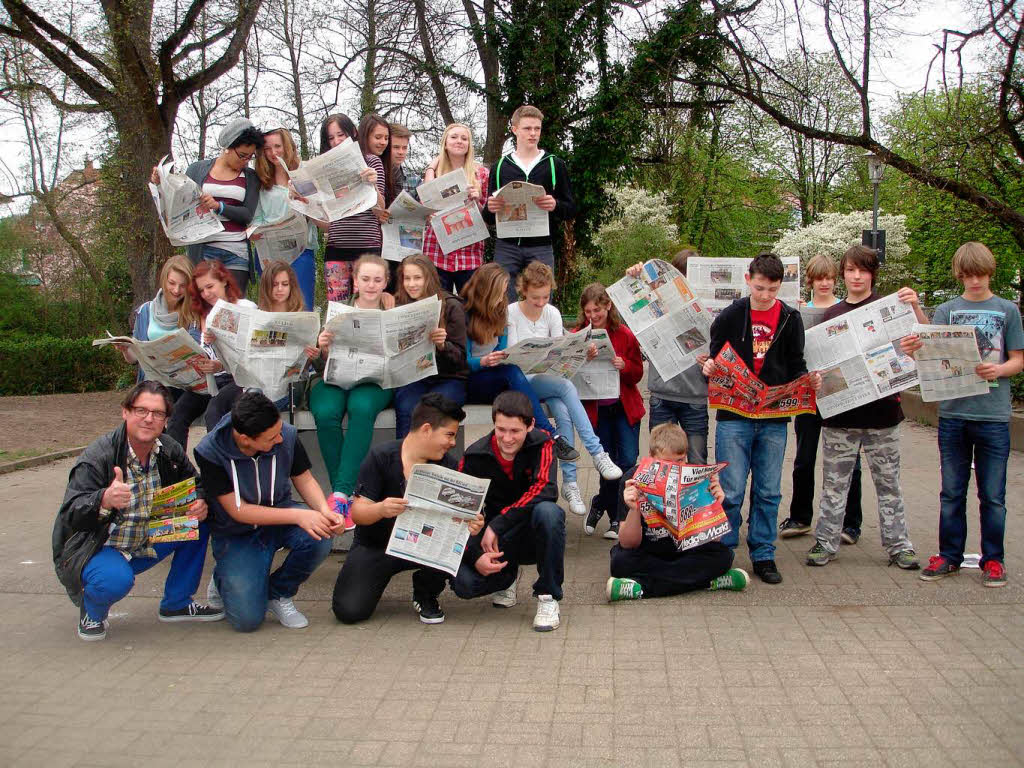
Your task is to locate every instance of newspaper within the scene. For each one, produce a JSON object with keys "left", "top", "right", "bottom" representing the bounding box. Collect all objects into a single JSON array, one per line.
[
  {"left": 416, "top": 170, "right": 488, "bottom": 255},
  {"left": 633, "top": 457, "right": 731, "bottom": 551},
  {"left": 381, "top": 191, "right": 433, "bottom": 261},
  {"left": 149, "top": 477, "right": 199, "bottom": 543},
  {"left": 571, "top": 327, "right": 620, "bottom": 399},
  {"left": 148, "top": 155, "right": 224, "bottom": 246},
  {"left": 799, "top": 306, "right": 827, "bottom": 329},
  {"left": 687, "top": 256, "right": 801, "bottom": 314},
  {"left": 385, "top": 464, "right": 490, "bottom": 576},
  {"left": 607, "top": 259, "right": 713, "bottom": 380},
  {"left": 206, "top": 300, "right": 320, "bottom": 402},
  {"left": 804, "top": 292, "right": 919, "bottom": 418},
  {"left": 492, "top": 181, "right": 548, "bottom": 239},
  {"left": 93, "top": 330, "right": 219, "bottom": 395},
  {"left": 503, "top": 325, "right": 594, "bottom": 379},
  {"left": 282, "top": 140, "right": 377, "bottom": 222},
  {"left": 246, "top": 212, "right": 309, "bottom": 271},
  {"left": 707, "top": 342, "right": 818, "bottom": 418},
  {"left": 910, "top": 323, "right": 988, "bottom": 402},
  {"left": 322, "top": 296, "right": 442, "bottom": 389}
]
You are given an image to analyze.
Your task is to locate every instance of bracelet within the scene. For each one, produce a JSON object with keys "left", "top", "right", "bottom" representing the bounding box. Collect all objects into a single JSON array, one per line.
[{"left": 219, "top": 201, "right": 225, "bottom": 216}]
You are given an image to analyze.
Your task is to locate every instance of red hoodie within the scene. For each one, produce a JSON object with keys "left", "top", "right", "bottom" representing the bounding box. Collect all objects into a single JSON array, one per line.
[{"left": 579, "top": 323, "right": 646, "bottom": 427}]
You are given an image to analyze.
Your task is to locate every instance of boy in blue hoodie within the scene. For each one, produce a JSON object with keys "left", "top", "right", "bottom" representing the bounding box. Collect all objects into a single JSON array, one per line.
[{"left": 194, "top": 391, "right": 342, "bottom": 632}]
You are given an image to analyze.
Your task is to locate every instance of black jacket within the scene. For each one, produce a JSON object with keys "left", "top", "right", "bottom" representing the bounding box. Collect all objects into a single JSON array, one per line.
[
  {"left": 482, "top": 151, "right": 576, "bottom": 248},
  {"left": 436, "top": 292, "right": 469, "bottom": 380},
  {"left": 709, "top": 297, "right": 808, "bottom": 422}
]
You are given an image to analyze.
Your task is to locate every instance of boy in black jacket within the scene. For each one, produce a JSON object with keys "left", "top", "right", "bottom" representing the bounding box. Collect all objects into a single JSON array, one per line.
[
  {"left": 702, "top": 253, "right": 821, "bottom": 584},
  {"left": 451, "top": 391, "right": 566, "bottom": 631}
]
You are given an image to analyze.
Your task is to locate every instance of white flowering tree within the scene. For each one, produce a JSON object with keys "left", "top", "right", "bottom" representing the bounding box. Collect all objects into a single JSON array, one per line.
[{"left": 590, "top": 185, "right": 682, "bottom": 287}]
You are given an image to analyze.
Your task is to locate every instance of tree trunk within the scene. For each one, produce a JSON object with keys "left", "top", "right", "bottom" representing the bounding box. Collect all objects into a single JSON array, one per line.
[{"left": 360, "top": 0, "right": 378, "bottom": 116}]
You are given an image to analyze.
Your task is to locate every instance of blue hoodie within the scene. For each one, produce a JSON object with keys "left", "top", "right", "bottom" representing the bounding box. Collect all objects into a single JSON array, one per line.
[{"left": 194, "top": 412, "right": 298, "bottom": 537}]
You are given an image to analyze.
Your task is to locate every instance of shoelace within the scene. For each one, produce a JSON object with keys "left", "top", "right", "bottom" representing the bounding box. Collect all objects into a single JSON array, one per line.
[
  {"left": 275, "top": 599, "right": 299, "bottom": 617},
  {"left": 536, "top": 600, "right": 558, "bottom": 617},
  {"left": 82, "top": 615, "right": 103, "bottom": 629}
]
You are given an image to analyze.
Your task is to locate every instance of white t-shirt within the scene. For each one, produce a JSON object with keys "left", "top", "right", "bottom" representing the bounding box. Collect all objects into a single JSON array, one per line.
[{"left": 506, "top": 302, "right": 564, "bottom": 345}]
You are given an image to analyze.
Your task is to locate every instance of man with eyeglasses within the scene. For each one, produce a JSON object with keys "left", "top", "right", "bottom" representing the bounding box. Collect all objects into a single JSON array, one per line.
[{"left": 53, "top": 381, "right": 224, "bottom": 641}]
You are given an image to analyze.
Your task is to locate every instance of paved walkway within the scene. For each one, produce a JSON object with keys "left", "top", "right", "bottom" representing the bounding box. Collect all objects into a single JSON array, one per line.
[{"left": 1, "top": 408, "right": 1022, "bottom": 767}]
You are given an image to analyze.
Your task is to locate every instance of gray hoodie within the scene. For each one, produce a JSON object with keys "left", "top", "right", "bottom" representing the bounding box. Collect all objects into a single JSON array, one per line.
[{"left": 648, "top": 363, "right": 708, "bottom": 405}]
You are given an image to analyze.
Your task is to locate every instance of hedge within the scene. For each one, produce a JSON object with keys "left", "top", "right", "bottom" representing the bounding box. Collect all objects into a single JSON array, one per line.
[{"left": 0, "top": 333, "right": 131, "bottom": 395}]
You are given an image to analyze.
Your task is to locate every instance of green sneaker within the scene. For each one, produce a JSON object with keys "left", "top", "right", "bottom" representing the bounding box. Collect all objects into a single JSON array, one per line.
[
  {"left": 606, "top": 577, "right": 643, "bottom": 601},
  {"left": 708, "top": 568, "right": 749, "bottom": 592},
  {"left": 806, "top": 542, "right": 836, "bottom": 566},
  {"left": 888, "top": 549, "right": 920, "bottom": 570}
]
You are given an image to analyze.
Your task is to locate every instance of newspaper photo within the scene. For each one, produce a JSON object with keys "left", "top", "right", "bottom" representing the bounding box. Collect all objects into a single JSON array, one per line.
[
  {"left": 148, "top": 155, "right": 224, "bottom": 246},
  {"left": 707, "top": 342, "right": 818, "bottom": 418},
  {"left": 206, "top": 300, "right": 320, "bottom": 402},
  {"left": 492, "top": 181, "right": 548, "bottom": 239},
  {"left": 381, "top": 191, "right": 434, "bottom": 261},
  {"left": 687, "top": 256, "right": 801, "bottom": 314},
  {"left": 149, "top": 477, "right": 199, "bottom": 543},
  {"left": 633, "top": 457, "right": 731, "bottom": 551},
  {"left": 948, "top": 307, "right": 1010, "bottom": 390},
  {"left": 571, "top": 328, "right": 620, "bottom": 399},
  {"left": 385, "top": 464, "right": 490, "bottom": 576},
  {"left": 93, "top": 330, "right": 218, "bottom": 395},
  {"left": 416, "top": 170, "right": 488, "bottom": 255},
  {"left": 502, "top": 325, "right": 594, "bottom": 379},
  {"left": 607, "top": 259, "right": 713, "bottom": 380},
  {"left": 282, "top": 140, "right": 377, "bottom": 222},
  {"left": 246, "top": 212, "right": 309, "bottom": 271},
  {"left": 322, "top": 296, "right": 442, "bottom": 389},
  {"left": 911, "top": 323, "right": 988, "bottom": 402},
  {"left": 803, "top": 293, "right": 919, "bottom": 418}
]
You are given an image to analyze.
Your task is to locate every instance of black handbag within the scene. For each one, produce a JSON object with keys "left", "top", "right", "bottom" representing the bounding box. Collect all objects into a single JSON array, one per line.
[{"left": 55, "top": 523, "right": 112, "bottom": 607}]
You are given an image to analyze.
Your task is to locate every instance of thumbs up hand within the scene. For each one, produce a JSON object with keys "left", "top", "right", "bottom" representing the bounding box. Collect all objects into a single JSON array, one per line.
[{"left": 102, "top": 466, "right": 133, "bottom": 510}]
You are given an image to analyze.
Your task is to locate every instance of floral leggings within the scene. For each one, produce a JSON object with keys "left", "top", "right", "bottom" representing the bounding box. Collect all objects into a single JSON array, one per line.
[{"left": 325, "top": 260, "right": 354, "bottom": 303}]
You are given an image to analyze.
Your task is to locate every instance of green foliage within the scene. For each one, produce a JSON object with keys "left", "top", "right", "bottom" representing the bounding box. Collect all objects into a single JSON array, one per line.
[
  {"left": 0, "top": 273, "right": 131, "bottom": 339},
  {"left": 0, "top": 331, "right": 129, "bottom": 395}
]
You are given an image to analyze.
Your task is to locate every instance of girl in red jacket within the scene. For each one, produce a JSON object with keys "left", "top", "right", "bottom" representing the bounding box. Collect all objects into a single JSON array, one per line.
[{"left": 575, "top": 283, "right": 645, "bottom": 539}]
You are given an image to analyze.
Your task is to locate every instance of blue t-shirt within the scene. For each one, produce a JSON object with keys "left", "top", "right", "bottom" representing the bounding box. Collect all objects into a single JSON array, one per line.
[{"left": 932, "top": 295, "right": 1024, "bottom": 422}]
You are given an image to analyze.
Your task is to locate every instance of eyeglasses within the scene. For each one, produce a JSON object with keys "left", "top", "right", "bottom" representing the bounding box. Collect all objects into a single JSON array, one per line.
[
  {"left": 233, "top": 148, "right": 255, "bottom": 162},
  {"left": 130, "top": 407, "right": 168, "bottom": 421}
]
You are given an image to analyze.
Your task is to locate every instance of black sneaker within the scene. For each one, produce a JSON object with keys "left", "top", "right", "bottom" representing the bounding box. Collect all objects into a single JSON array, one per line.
[
  {"left": 778, "top": 518, "right": 811, "bottom": 538},
  {"left": 78, "top": 606, "right": 107, "bottom": 641},
  {"left": 158, "top": 601, "right": 226, "bottom": 622},
  {"left": 413, "top": 594, "right": 445, "bottom": 624},
  {"left": 552, "top": 435, "right": 581, "bottom": 462},
  {"left": 752, "top": 559, "right": 783, "bottom": 584},
  {"left": 602, "top": 520, "right": 620, "bottom": 540},
  {"left": 584, "top": 498, "right": 603, "bottom": 536},
  {"left": 840, "top": 527, "right": 861, "bottom": 545}
]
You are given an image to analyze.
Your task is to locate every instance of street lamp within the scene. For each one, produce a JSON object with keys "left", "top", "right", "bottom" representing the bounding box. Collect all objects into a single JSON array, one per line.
[{"left": 862, "top": 151, "right": 886, "bottom": 263}]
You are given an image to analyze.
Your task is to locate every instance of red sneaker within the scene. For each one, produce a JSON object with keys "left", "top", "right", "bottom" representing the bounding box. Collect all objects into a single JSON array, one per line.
[
  {"left": 982, "top": 560, "right": 1007, "bottom": 588},
  {"left": 919, "top": 555, "right": 958, "bottom": 582}
]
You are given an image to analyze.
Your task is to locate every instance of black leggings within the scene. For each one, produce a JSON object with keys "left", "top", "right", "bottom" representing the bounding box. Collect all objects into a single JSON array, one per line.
[
  {"left": 332, "top": 542, "right": 447, "bottom": 624},
  {"left": 165, "top": 381, "right": 243, "bottom": 449}
]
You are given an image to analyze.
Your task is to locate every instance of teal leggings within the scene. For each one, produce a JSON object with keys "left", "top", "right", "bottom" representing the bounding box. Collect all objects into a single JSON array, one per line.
[{"left": 309, "top": 380, "right": 393, "bottom": 495}]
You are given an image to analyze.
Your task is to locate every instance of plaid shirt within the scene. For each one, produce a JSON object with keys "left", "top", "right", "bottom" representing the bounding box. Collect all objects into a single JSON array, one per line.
[
  {"left": 394, "top": 165, "right": 421, "bottom": 199},
  {"left": 422, "top": 164, "right": 490, "bottom": 273},
  {"left": 105, "top": 442, "right": 161, "bottom": 559}
]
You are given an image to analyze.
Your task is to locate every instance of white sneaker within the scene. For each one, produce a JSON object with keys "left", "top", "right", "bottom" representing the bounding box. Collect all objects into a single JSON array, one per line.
[
  {"left": 561, "top": 482, "right": 586, "bottom": 516},
  {"left": 206, "top": 577, "right": 223, "bottom": 610},
  {"left": 592, "top": 452, "right": 622, "bottom": 481},
  {"left": 492, "top": 569, "right": 520, "bottom": 608},
  {"left": 267, "top": 597, "right": 309, "bottom": 629},
  {"left": 532, "top": 595, "right": 560, "bottom": 632}
]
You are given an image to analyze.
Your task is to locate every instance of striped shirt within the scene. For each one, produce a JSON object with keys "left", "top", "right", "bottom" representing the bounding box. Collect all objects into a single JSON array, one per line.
[
  {"left": 203, "top": 172, "right": 247, "bottom": 241},
  {"left": 326, "top": 153, "right": 386, "bottom": 256}
]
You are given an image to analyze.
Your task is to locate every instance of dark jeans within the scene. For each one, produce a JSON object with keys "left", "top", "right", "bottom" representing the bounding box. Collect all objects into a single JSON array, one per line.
[
  {"left": 594, "top": 403, "right": 641, "bottom": 519},
  {"left": 789, "top": 412, "right": 862, "bottom": 531},
  {"left": 166, "top": 380, "right": 243, "bottom": 449},
  {"left": 200, "top": 244, "right": 251, "bottom": 296},
  {"left": 438, "top": 268, "right": 475, "bottom": 296},
  {"left": 649, "top": 396, "right": 709, "bottom": 464},
  {"left": 393, "top": 377, "right": 468, "bottom": 439},
  {"left": 609, "top": 541, "right": 733, "bottom": 598},
  {"left": 466, "top": 364, "right": 556, "bottom": 434},
  {"left": 331, "top": 542, "right": 448, "bottom": 624},
  {"left": 938, "top": 417, "right": 1010, "bottom": 567},
  {"left": 451, "top": 501, "right": 566, "bottom": 600},
  {"left": 493, "top": 240, "right": 554, "bottom": 302}
]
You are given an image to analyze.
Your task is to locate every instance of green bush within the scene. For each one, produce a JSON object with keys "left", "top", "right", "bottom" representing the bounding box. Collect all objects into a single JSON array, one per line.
[
  {"left": 1012, "top": 372, "right": 1024, "bottom": 407},
  {"left": 0, "top": 332, "right": 130, "bottom": 395}
]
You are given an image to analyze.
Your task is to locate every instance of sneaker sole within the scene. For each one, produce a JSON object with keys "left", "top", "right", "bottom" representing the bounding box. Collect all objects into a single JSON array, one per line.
[
  {"left": 919, "top": 570, "right": 958, "bottom": 581},
  {"left": 806, "top": 554, "right": 835, "bottom": 566},
  {"left": 533, "top": 620, "right": 559, "bottom": 632},
  {"left": 78, "top": 629, "right": 107, "bottom": 641},
  {"left": 158, "top": 611, "right": 226, "bottom": 623},
  {"left": 890, "top": 560, "right": 921, "bottom": 570},
  {"left": 602, "top": 530, "right": 619, "bottom": 540},
  {"left": 418, "top": 614, "right": 446, "bottom": 624},
  {"left": 584, "top": 526, "right": 596, "bottom": 536},
  {"left": 726, "top": 568, "right": 750, "bottom": 591},
  {"left": 268, "top": 613, "right": 309, "bottom": 629},
  {"left": 779, "top": 528, "right": 810, "bottom": 539}
]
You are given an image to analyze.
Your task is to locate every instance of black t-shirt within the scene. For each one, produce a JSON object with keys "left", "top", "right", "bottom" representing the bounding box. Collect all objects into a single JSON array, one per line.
[
  {"left": 195, "top": 440, "right": 312, "bottom": 501},
  {"left": 353, "top": 439, "right": 458, "bottom": 549}
]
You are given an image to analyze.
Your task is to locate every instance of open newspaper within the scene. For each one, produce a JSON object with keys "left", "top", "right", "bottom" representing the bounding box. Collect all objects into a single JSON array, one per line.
[
  {"left": 206, "top": 300, "right": 319, "bottom": 402},
  {"left": 571, "top": 327, "right": 620, "bottom": 399},
  {"left": 492, "top": 181, "right": 548, "bottom": 239},
  {"left": 804, "top": 292, "right": 918, "bottom": 418},
  {"left": 93, "top": 330, "right": 218, "bottom": 395},
  {"left": 385, "top": 464, "right": 490, "bottom": 576},
  {"left": 687, "top": 256, "right": 801, "bottom": 314},
  {"left": 416, "top": 170, "right": 488, "bottom": 254},
  {"left": 799, "top": 306, "right": 827, "bottom": 329},
  {"left": 148, "top": 155, "right": 224, "bottom": 246},
  {"left": 149, "top": 477, "right": 199, "bottom": 543},
  {"left": 707, "top": 342, "right": 818, "bottom": 418},
  {"left": 282, "top": 140, "right": 377, "bottom": 222},
  {"left": 381, "top": 191, "right": 433, "bottom": 261},
  {"left": 246, "top": 212, "right": 309, "bottom": 271},
  {"left": 910, "top": 324, "right": 988, "bottom": 402},
  {"left": 323, "top": 297, "right": 442, "bottom": 389},
  {"left": 607, "top": 259, "right": 713, "bottom": 380},
  {"left": 503, "top": 325, "right": 594, "bottom": 379},
  {"left": 633, "top": 457, "right": 731, "bottom": 551}
]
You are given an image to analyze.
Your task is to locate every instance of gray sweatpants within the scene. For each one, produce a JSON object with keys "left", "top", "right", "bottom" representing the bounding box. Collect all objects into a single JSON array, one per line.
[{"left": 815, "top": 426, "right": 913, "bottom": 555}]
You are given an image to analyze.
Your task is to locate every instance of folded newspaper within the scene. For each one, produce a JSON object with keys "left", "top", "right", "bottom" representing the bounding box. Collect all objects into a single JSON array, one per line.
[
  {"left": 206, "top": 300, "right": 319, "bottom": 402},
  {"left": 148, "top": 155, "right": 225, "bottom": 246},
  {"left": 281, "top": 140, "right": 377, "bottom": 222},
  {"left": 607, "top": 259, "right": 713, "bottom": 381},
  {"left": 385, "top": 464, "right": 490, "bottom": 576},
  {"left": 416, "top": 170, "right": 488, "bottom": 255},
  {"left": 149, "top": 476, "right": 199, "bottom": 543},
  {"left": 502, "top": 325, "right": 594, "bottom": 379},
  {"left": 633, "top": 457, "right": 731, "bottom": 551},
  {"left": 910, "top": 323, "right": 988, "bottom": 402},
  {"left": 323, "top": 296, "right": 442, "bottom": 389},
  {"left": 246, "top": 211, "right": 310, "bottom": 271},
  {"left": 707, "top": 342, "right": 818, "bottom": 418},
  {"left": 93, "top": 330, "right": 218, "bottom": 395},
  {"left": 381, "top": 191, "right": 434, "bottom": 261},
  {"left": 492, "top": 181, "right": 548, "bottom": 239},
  {"left": 687, "top": 256, "right": 801, "bottom": 315},
  {"left": 571, "top": 327, "right": 620, "bottom": 399}
]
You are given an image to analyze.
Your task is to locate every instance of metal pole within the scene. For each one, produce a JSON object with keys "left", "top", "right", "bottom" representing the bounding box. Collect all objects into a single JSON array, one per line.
[{"left": 872, "top": 182, "right": 879, "bottom": 233}]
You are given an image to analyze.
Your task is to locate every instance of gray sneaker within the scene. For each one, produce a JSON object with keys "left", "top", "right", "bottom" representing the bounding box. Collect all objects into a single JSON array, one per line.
[
  {"left": 806, "top": 542, "right": 836, "bottom": 566},
  {"left": 267, "top": 597, "right": 309, "bottom": 628},
  {"left": 888, "top": 549, "right": 920, "bottom": 570},
  {"left": 492, "top": 569, "right": 520, "bottom": 608}
]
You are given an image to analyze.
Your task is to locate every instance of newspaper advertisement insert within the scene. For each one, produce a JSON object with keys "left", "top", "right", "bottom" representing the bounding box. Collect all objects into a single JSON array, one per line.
[
  {"left": 492, "top": 181, "right": 549, "bottom": 239},
  {"left": 911, "top": 323, "right": 988, "bottom": 402},
  {"left": 93, "top": 330, "right": 219, "bottom": 395},
  {"left": 707, "top": 342, "right": 818, "bottom": 418},
  {"left": 149, "top": 477, "right": 199, "bottom": 543},
  {"left": 148, "top": 155, "right": 224, "bottom": 246},
  {"left": 633, "top": 457, "right": 731, "bottom": 551}
]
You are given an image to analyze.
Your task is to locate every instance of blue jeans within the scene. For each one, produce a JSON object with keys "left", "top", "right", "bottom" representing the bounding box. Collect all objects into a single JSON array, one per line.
[
  {"left": 201, "top": 244, "right": 251, "bottom": 294},
  {"left": 493, "top": 240, "right": 554, "bottom": 302},
  {"left": 466, "top": 364, "right": 556, "bottom": 434},
  {"left": 938, "top": 417, "right": 1010, "bottom": 567},
  {"left": 594, "top": 403, "right": 641, "bottom": 518},
  {"left": 715, "top": 418, "right": 788, "bottom": 562},
  {"left": 529, "top": 374, "right": 604, "bottom": 484},
  {"left": 649, "top": 396, "right": 709, "bottom": 464},
  {"left": 393, "top": 377, "right": 468, "bottom": 439},
  {"left": 81, "top": 523, "right": 211, "bottom": 621},
  {"left": 211, "top": 522, "right": 332, "bottom": 632}
]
